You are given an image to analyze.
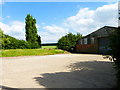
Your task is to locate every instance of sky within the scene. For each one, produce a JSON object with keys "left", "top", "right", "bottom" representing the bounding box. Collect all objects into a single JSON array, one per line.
[{"left": 0, "top": 2, "right": 118, "bottom": 43}]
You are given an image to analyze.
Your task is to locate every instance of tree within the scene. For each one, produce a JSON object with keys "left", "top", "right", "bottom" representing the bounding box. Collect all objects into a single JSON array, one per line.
[
  {"left": 109, "top": 27, "right": 120, "bottom": 63},
  {"left": 37, "top": 35, "right": 41, "bottom": 48},
  {"left": 0, "top": 28, "right": 3, "bottom": 49},
  {"left": 109, "top": 27, "right": 120, "bottom": 89},
  {"left": 1, "top": 29, "right": 31, "bottom": 49},
  {"left": 57, "top": 33, "right": 82, "bottom": 52},
  {"left": 25, "top": 14, "right": 41, "bottom": 48}
]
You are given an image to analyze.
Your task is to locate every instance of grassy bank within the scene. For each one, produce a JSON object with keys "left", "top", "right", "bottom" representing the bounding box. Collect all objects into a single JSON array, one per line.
[
  {"left": 1, "top": 49, "right": 68, "bottom": 57},
  {"left": 42, "top": 46, "right": 57, "bottom": 49}
]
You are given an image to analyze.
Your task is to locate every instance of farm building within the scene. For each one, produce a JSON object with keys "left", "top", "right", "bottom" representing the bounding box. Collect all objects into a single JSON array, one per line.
[{"left": 76, "top": 26, "right": 117, "bottom": 54}]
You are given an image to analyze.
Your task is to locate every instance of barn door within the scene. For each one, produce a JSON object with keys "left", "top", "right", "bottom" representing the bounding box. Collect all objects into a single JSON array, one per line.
[{"left": 98, "top": 37, "right": 110, "bottom": 54}]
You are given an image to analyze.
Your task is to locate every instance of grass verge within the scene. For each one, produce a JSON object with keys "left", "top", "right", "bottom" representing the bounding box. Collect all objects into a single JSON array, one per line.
[
  {"left": 42, "top": 46, "right": 57, "bottom": 49},
  {"left": 1, "top": 49, "right": 68, "bottom": 57}
]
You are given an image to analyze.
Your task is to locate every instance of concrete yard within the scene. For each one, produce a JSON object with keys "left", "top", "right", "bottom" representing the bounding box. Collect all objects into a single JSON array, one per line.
[{"left": 0, "top": 54, "right": 117, "bottom": 88}]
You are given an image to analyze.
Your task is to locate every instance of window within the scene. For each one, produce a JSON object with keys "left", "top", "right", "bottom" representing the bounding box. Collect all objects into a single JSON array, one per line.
[
  {"left": 81, "top": 39, "right": 83, "bottom": 44},
  {"left": 84, "top": 38, "right": 87, "bottom": 44},
  {"left": 91, "top": 37, "right": 94, "bottom": 44}
]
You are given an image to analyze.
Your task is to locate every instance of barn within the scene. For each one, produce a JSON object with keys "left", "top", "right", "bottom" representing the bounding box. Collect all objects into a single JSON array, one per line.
[{"left": 76, "top": 26, "right": 117, "bottom": 54}]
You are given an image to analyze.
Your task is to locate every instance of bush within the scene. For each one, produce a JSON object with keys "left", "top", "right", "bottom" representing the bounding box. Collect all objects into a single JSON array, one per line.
[
  {"left": 57, "top": 33, "right": 82, "bottom": 52},
  {"left": 17, "top": 40, "right": 31, "bottom": 49},
  {"left": 29, "top": 42, "right": 40, "bottom": 49},
  {"left": 109, "top": 27, "right": 120, "bottom": 89},
  {"left": 0, "top": 29, "right": 40, "bottom": 49}
]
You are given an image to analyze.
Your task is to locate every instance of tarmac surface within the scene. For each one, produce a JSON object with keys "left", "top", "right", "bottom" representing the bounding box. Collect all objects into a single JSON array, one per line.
[{"left": 0, "top": 54, "right": 117, "bottom": 88}]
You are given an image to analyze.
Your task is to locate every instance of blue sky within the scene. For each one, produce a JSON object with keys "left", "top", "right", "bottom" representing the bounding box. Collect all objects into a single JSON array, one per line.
[
  {"left": 2, "top": 2, "right": 108, "bottom": 24},
  {"left": 0, "top": 2, "right": 118, "bottom": 43}
]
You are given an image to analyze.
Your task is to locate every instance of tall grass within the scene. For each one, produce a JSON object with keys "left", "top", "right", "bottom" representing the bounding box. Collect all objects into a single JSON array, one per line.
[
  {"left": 42, "top": 46, "right": 57, "bottom": 49},
  {"left": 1, "top": 49, "right": 68, "bottom": 57}
]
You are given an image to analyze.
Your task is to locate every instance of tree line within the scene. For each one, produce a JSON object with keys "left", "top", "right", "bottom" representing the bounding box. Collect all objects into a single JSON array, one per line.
[
  {"left": 57, "top": 33, "right": 82, "bottom": 52},
  {"left": 109, "top": 27, "right": 120, "bottom": 89},
  {"left": 0, "top": 14, "right": 41, "bottom": 49},
  {"left": 0, "top": 14, "right": 82, "bottom": 50}
]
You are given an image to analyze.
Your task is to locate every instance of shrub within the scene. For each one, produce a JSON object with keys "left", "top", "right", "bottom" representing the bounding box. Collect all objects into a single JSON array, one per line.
[
  {"left": 0, "top": 29, "right": 34, "bottom": 49},
  {"left": 57, "top": 33, "right": 82, "bottom": 52},
  {"left": 109, "top": 27, "right": 120, "bottom": 89}
]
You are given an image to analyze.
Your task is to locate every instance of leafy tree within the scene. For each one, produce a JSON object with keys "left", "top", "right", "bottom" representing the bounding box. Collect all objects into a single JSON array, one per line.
[
  {"left": 37, "top": 35, "right": 41, "bottom": 48},
  {"left": 109, "top": 27, "right": 120, "bottom": 88},
  {"left": 1, "top": 14, "right": 42, "bottom": 49},
  {"left": 25, "top": 14, "right": 41, "bottom": 48},
  {"left": 2, "top": 34, "right": 19, "bottom": 49},
  {"left": 17, "top": 40, "right": 31, "bottom": 49},
  {"left": 0, "top": 29, "right": 31, "bottom": 49},
  {"left": 0, "top": 28, "right": 3, "bottom": 49},
  {"left": 57, "top": 33, "right": 82, "bottom": 51},
  {"left": 109, "top": 27, "right": 120, "bottom": 63}
]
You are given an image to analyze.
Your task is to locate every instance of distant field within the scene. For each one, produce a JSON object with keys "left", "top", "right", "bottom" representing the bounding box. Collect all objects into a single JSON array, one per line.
[
  {"left": 42, "top": 46, "right": 57, "bottom": 49},
  {"left": 1, "top": 49, "right": 68, "bottom": 57}
]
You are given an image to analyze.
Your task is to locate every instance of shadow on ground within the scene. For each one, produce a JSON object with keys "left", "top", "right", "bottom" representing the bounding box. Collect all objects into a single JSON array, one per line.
[
  {"left": 34, "top": 61, "right": 116, "bottom": 88},
  {"left": 0, "top": 85, "right": 20, "bottom": 90}
]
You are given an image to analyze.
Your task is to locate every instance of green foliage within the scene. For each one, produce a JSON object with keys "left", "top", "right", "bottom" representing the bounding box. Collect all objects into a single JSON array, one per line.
[
  {"left": 109, "top": 27, "right": 120, "bottom": 89},
  {"left": 57, "top": 33, "right": 82, "bottom": 51},
  {"left": 25, "top": 14, "right": 41, "bottom": 48},
  {"left": 109, "top": 28, "right": 120, "bottom": 63},
  {"left": 42, "top": 46, "right": 57, "bottom": 49},
  {"left": 0, "top": 28, "right": 3, "bottom": 49},
  {"left": 37, "top": 35, "right": 41, "bottom": 48},
  {"left": 1, "top": 49, "right": 68, "bottom": 57},
  {"left": 0, "top": 29, "right": 31, "bottom": 49},
  {"left": 17, "top": 40, "right": 31, "bottom": 49},
  {"left": 0, "top": 14, "right": 42, "bottom": 49},
  {"left": 29, "top": 42, "right": 40, "bottom": 49},
  {"left": 1, "top": 34, "right": 31, "bottom": 49}
]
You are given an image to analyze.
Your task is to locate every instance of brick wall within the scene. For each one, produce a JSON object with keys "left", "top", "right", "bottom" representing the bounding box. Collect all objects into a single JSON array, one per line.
[{"left": 76, "top": 44, "right": 99, "bottom": 53}]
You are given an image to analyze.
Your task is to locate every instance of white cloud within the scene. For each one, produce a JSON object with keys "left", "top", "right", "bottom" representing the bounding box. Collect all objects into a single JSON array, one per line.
[
  {"left": 38, "top": 32, "right": 60, "bottom": 43},
  {"left": 43, "top": 25, "right": 68, "bottom": 34},
  {"left": 0, "top": 21, "right": 41, "bottom": 41},
  {"left": 41, "top": 22, "right": 45, "bottom": 25},
  {"left": 6, "top": 16, "right": 11, "bottom": 18},
  {"left": 0, "top": 17, "right": 3, "bottom": 20},
  {"left": 39, "top": 3, "right": 118, "bottom": 43},
  {"left": 63, "top": 3, "right": 118, "bottom": 35},
  {"left": 39, "top": 25, "right": 68, "bottom": 43},
  {"left": 0, "top": 21, "right": 25, "bottom": 40},
  {"left": 0, "top": 0, "right": 4, "bottom": 5},
  {"left": 36, "top": 24, "right": 40, "bottom": 28},
  {"left": 39, "top": 32, "right": 68, "bottom": 43},
  {"left": 0, "top": 3, "right": 118, "bottom": 43}
]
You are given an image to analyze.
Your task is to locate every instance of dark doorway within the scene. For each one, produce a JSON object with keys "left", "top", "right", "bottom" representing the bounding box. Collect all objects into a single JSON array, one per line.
[{"left": 98, "top": 37, "right": 110, "bottom": 54}]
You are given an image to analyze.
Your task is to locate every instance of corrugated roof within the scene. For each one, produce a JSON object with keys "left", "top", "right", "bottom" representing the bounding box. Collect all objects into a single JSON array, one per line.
[{"left": 82, "top": 26, "right": 117, "bottom": 38}]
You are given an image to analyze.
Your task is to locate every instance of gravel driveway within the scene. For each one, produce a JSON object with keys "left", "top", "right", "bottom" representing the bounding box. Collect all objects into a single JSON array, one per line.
[{"left": 0, "top": 54, "right": 117, "bottom": 88}]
